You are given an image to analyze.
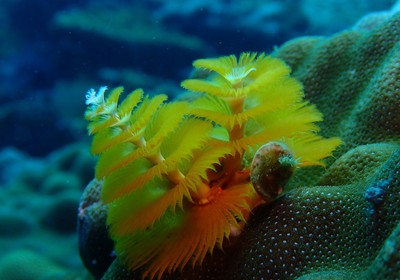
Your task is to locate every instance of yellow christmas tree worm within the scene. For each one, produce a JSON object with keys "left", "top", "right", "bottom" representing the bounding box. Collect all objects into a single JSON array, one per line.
[{"left": 85, "top": 52, "right": 342, "bottom": 279}]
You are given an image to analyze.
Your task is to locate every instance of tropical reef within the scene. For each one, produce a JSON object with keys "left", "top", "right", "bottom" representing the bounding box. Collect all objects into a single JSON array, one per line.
[
  {"left": 0, "top": 1, "right": 398, "bottom": 280},
  {"left": 79, "top": 9, "right": 400, "bottom": 280}
]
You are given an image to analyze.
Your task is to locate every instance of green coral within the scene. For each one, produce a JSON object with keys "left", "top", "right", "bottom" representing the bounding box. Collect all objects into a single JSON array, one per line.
[
  {"left": 274, "top": 13, "right": 400, "bottom": 149},
  {"left": 275, "top": 11, "right": 400, "bottom": 189},
  {"left": 365, "top": 218, "right": 400, "bottom": 279},
  {"left": 229, "top": 145, "right": 399, "bottom": 279},
  {"left": 318, "top": 143, "right": 398, "bottom": 186}
]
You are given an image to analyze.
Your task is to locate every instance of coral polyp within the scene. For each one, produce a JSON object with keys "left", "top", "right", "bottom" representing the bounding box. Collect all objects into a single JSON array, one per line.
[{"left": 84, "top": 52, "right": 342, "bottom": 279}]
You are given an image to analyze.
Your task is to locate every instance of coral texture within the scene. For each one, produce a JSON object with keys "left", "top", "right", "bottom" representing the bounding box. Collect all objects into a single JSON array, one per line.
[
  {"left": 84, "top": 11, "right": 400, "bottom": 280},
  {"left": 228, "top": 145, "right": 399, "bottom": 279},
  {"left": 274, "top": 13, "right": 400, "bottom": 151},
  {"left": 274, "top": 10, "right": 400, "bottom": 189}
]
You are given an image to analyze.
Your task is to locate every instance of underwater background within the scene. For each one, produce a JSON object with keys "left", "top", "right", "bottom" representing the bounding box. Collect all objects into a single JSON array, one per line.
[{"left": 0, "top": 0, "right": 399, "bottom": 279}]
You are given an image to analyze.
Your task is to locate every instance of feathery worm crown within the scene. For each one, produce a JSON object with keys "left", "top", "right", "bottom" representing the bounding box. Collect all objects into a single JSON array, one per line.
[{"left": 85, "top": 52, "right": 342, "bottom": 279}]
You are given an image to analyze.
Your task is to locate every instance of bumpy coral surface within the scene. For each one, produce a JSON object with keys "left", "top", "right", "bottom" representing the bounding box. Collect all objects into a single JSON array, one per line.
[
  {"left": 274, "top": 11, "right": 400, "bottom": 189},
  {"left": 228, "top": 145, "right": 399, "bottom": 279},
  {"left": 274, "top": 13, "right": 400, "bottom": 151},
  {"left": 83, "top": 11, "right": 400, "bottom": 280}
]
